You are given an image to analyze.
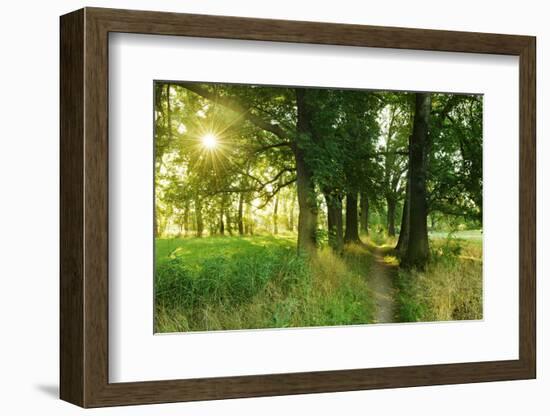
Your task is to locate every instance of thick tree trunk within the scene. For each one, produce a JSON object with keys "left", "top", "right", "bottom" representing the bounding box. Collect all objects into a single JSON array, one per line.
[
  {"left": 195, "top": 198, "right": 204, "bottom": 237},
  {"left": 360, "top": 192, "right": 369, "bottom": 235},
  {"left": 402, "top": 93, "right": 431, "bottom": 268},
  {"left": 295, "top": 150, "right": 317, "bottom": 254},
  {"left": 396, "top": 179, "right": 410, "bottom": 254},
  {"left": 237, "top": 192, "right": 244, "bottom": 235},
  {"left": 344, "top": 192, "right": 361, "bottom": 243},
  {"left": 324, "top": 191, "right": 344, "bottom": 253},
  {"left": 386, "top": 197, "right": 397, "bottom": 237},
  {"left": 295, "top": 89, "right": 318, "bottom": 255}
]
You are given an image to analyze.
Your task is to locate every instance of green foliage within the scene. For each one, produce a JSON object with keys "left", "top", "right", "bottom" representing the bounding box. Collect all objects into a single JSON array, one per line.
[
  {"left": 433, "top": 234, "right": 463, "bottom": 259},
  {"left": 428, "top": 94, "right": 483, "bottom": 221},
  {"left": 314, "top": 228, "right": 329, "bottom": 248},
  {"left": 368, "top": 227, "right": 388, "bottom": 246},
  {"left": 300, "top": 89, "right": 382, "bottom": 200}
]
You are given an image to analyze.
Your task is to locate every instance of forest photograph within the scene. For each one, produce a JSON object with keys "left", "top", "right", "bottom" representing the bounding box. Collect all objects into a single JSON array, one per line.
[{"left": 154, "top": 81, "right": 483, "bottom": 333}]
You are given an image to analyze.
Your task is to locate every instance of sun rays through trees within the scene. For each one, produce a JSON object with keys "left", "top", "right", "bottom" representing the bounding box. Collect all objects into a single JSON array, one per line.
[{"left": 154, "top": 81, "right": 483, "bottom": 332}]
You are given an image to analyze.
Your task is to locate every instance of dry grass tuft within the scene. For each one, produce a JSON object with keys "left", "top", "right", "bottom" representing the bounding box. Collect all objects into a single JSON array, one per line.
[{"left": 395, "top": 238, "right": 483, "bottom": 322}]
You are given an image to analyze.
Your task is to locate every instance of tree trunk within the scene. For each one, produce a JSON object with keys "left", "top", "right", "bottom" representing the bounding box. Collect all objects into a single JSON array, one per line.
[
  {"left": 183, "top": 200, "right": 190, "bottom": 236},
  {"left": 386, "top": 197, "right": 397, "bottom": 237},
  {"left": 273, "top": 193, "right": 279, "bottom": 235},
  {"left": 219, "top": 195, "right": 226, "bottom": 236},
  {"left": 166, "top": 84, "right": 172, "bottom": 141},
  {"left": 396, "top": 178, "right": 410, "bottom": 254},
  {"left": 288, "top": 196, "right": 295, "bottom": 231},
  {"left": 219, "top": 210, "right": 225, "bottom": 235},
  {"left": 295, "top": 89, "right": 318, "bottom": 255},
  {"left": 324, "top": 191, "right": 344, "bottom": 253},
  {"left": 195, "top": 197, "right": 204, "bottom": 237},
  {"left": 237, "top": 192, "right": 244, "bottom": 235},
  {"left": 344, "top": 192, "right": 361, "bottom": 243},
  {"left": 360, "top": 192, "right": 369, "bottom": 235},
  {"left": 226, "top": 209, "right": 233, "bottom": 236},
  {"left": 402, "top": 93, "right": 431, "bottom": 268},
  {"left": 245, "top": 201, "right": 253, "bottom": 235}
]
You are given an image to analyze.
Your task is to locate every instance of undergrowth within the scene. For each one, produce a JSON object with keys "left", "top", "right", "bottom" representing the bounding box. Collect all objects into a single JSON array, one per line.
[
  {"left": 155, "top": 236, "right": 375, "bottom": 332},
  {"left": 394, "top": 237, "right": 483, "bottom": 322}
]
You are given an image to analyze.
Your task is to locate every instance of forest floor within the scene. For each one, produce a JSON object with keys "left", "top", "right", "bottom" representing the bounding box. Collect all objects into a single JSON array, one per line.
[
  {"left": 154, "top": 233, "right": 482, "bottom": 332},
  {"left": 364, "top": 244, "right": 398, "bottom": 324}
]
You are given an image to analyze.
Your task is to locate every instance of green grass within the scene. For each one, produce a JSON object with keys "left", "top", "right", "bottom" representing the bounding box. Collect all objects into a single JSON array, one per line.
[
  {"left": 155, "top": 235, "right": 375, "bottom": 332},
  {"left": 394, "top": 237, "right": 483, "bottom": 322},
  {"left": 429, "top": 229, "right": 482, "bottom": 241},
  {"left": 155, "top": 232, "right": 483, "bottom": 332},
  {"left": 156, "top": 235, "right": 297, "bottom": 267}
]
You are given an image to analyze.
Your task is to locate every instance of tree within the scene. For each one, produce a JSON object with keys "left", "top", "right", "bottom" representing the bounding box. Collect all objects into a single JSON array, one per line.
[
  {"left": 167, "top": 83, "right": 302, "bottom": 241},
  {"left": 344, "top": 192, "right": 360, "bottom": 243},
  {"left": 359, "top": 192, "right": 369, "bottom": 235},
  {"left": 295, "top": 88, "right": 319, "bottom": 254},
  {"left": 395, "top": 174, "right": 410, "bottom": 254},
  {"left": 402, "top": 93, "right": 431, "bottom": 268},
  {"left": 300, "top": 89, "right": 380, "bottom": 249},
  {"left": 375, "top": 95, "right": 411, "bottom": 237},
  {"left": 428, "top": 95, "right": 482, "bottom": 223},
  {"left": 341, "top": 92, "right": 380, "bottom": 244}
]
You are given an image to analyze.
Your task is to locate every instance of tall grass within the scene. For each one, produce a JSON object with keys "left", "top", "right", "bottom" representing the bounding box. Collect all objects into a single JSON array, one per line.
[
  {"left": 394, "top": 237, "right": 483, "bottom": 322},
  {"left": 155, "top": 236, "right": 375, "bottom": 332}
]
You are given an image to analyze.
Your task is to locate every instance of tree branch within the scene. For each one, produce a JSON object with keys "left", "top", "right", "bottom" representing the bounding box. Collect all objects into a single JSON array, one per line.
[
  {"left": 176, "top": 83, "right": 289, "bottom": 140},
  {"left": 253, "top": 141, "right": 292, "bottom": 154},
  {"left": 254, "top": 178, "right": 297, "bottom": 209},
  {"left": 207, "top": 167, "right": 294, "bottom": 198}
]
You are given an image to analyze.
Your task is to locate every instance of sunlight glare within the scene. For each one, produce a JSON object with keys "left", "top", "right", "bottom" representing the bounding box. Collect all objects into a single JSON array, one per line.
[{"left": 201, "top": 133, "right": 218, "bottom": 149}]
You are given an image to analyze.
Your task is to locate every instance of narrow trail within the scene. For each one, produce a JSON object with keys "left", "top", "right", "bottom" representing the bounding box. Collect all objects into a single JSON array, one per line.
[{"left": 367, "top": 246, "right": 398, "bottom": 324}]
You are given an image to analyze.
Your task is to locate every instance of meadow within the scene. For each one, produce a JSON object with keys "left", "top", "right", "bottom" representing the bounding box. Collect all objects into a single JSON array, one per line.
[
  {"left": 155, "top": 233, "right": 482, "bottom": 332},
  {"left": 155, "top": 235, "right": 379, "bottom": 332}
]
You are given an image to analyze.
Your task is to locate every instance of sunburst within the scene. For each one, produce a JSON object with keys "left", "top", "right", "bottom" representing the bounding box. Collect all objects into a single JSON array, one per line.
[{"left": 201, "top": 133, "right": 218, "bottom": 149}]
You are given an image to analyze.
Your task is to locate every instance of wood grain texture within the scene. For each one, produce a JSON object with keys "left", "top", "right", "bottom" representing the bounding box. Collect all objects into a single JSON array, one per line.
[
  {"left": 518, "top": 38, "right": 536, "bottom": 376},
  {"left": 83, "top": 10, "right": 110, "bottom": 406},
  {"left": 89, "top": 7, "right": 532, "bottom": 55},
  {"left": 59, "top": 8, "right": 84, "bottom": 407},
  {"left": 59, "top": 7, "right": 537, "bottom": 408}
]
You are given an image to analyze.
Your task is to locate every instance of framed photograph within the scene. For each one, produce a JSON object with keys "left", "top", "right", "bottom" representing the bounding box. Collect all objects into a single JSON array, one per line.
[{"left": 60, "top": 7, "right": 536, "bottom": 408}]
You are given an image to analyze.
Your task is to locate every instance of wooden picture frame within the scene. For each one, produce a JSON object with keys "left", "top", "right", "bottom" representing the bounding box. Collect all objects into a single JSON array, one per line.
[{"left": 60, "top": 7, "right": 536, "bottom": 408}]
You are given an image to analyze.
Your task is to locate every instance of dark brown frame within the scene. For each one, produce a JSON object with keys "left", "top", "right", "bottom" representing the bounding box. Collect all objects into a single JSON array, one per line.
[{"left": 60, "top": 7, "right": 536, "bottom": 408}]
